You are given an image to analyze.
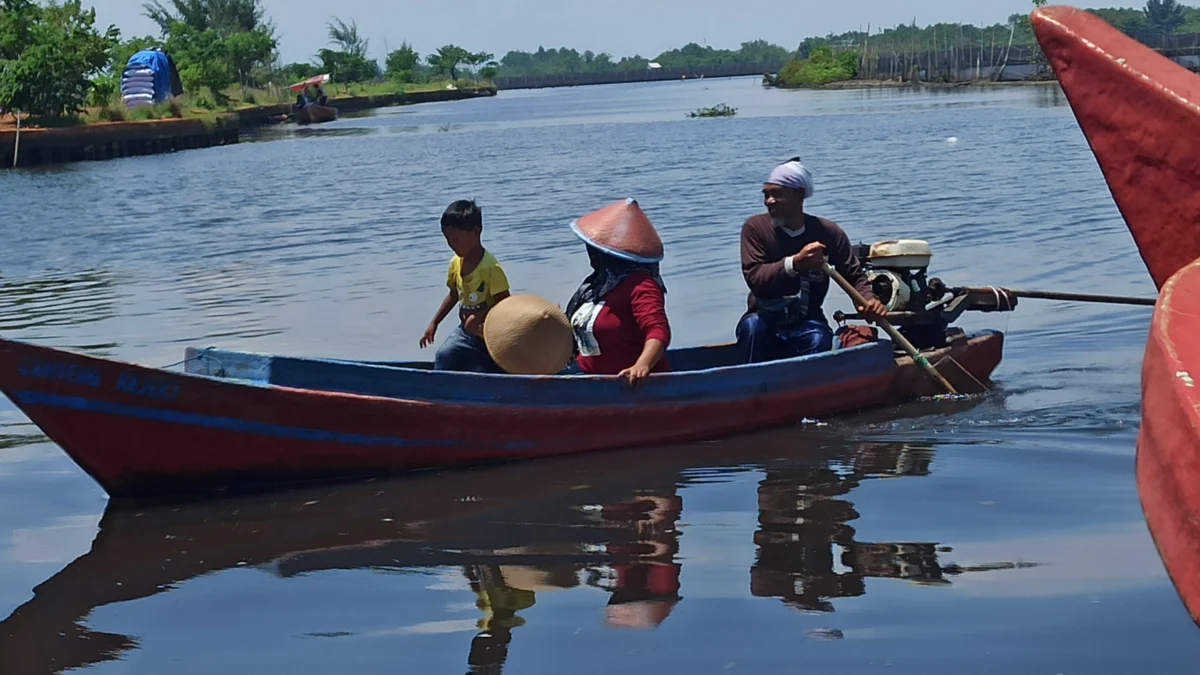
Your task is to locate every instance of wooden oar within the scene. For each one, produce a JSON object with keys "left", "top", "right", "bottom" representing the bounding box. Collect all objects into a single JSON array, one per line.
[{"left": 821, "top": 261, "right": 972, "bottom": 397}]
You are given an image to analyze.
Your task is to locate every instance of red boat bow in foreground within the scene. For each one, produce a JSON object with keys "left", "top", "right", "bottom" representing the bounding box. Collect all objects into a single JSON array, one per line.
[
  {"left": 1033, "top": 5, "right": 1200, "bottom": 290},
  {"left": 1034, "top": 5, "right": 1200, "bottom": 625}
]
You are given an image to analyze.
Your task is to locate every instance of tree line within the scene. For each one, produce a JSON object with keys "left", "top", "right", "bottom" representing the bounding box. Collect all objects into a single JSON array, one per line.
[
  {"left": 0, "top": 0, "right": 500, "bottom": 120},
  {"left": 783, "top": 0, "right": 1198, "bottom": 74},
  {"left": 1, "top": 0, "right": 1198, "bottom": 119}
]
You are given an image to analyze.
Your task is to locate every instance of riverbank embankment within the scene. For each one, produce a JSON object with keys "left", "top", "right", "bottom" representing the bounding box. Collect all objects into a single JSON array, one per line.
[{"left": 0, "top": 86, "right": 496, "bottom": 169}]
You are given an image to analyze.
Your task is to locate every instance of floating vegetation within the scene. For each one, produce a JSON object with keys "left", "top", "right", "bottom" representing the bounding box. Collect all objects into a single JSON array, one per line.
[{"left": 687, "top": 103, "right": 737, "bottom": 118}]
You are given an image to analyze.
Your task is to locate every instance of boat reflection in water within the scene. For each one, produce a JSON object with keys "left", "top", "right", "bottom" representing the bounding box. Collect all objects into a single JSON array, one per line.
[
  {"left": 750, "top": 442, "right": 1034, "bottom": 618},
  {"left": 0, "top": 426, "right": 1032, "bottom": 675}
]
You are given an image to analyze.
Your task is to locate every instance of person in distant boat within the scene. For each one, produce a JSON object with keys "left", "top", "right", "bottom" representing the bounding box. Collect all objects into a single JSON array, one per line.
[
  {"left": 420, "top": 199, "right": 511, "bottom": 372},
  {"left": 736, "top": 158, "right": 887, "bottom": 363},
  {"left": 294, "top": 90, "right": 308, "bottom": 110},
  {"left": 563, "top": 198, "right": 671, "bottom": 387},
  {"left": 315, "top": 83, "right": 328, "bottom": 106}
]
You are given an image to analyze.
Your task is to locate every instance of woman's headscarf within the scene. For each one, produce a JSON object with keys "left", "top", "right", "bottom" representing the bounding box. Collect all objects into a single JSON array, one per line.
[{"left": 565, "top": 245, "right": 667, "bottom": 322}]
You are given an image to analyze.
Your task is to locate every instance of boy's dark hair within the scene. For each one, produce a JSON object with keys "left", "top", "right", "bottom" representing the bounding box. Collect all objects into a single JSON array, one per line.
[{"left": 441, "top": 199, "right": 483, "bottom": 231}]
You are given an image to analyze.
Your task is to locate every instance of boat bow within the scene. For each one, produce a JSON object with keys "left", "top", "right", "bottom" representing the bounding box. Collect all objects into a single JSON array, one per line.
[{"left": 1032, "top": 5, "right": 1200, "bottom": 287}]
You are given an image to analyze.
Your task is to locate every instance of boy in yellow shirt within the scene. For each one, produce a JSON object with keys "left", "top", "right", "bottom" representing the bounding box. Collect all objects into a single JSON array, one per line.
[{"left": 420, "top": 200, "right": 511, "bottom": 372}]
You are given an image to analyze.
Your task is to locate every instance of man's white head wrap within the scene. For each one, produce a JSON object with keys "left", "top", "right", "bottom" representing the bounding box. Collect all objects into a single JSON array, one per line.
[{"left": 766, "top": 157, "right": 814, "bottom": 199}]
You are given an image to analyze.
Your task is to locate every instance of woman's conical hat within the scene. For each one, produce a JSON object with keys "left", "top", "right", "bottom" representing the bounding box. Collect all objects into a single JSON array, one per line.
[
  {"left": 569, "top": 198, "right": 664, "bottom": 263},
  {"left": 483, "top": 294, "right": 574, "bottom": 375}
]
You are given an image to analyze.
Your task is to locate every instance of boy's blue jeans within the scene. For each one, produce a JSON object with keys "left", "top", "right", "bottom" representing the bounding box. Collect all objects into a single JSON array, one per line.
[{"left": 434, "top": 325, "right": 503, "bottom": 374}]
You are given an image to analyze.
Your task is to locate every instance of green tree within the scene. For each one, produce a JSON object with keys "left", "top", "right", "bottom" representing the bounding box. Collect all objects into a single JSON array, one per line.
[
  {"left": 223, "top": 27, "right": 274, "bottom": 85},
  {"left": 165, "top": 21, "right": 235, "bottom": 100},
  {"left": 0, "top": 0, "right": 119, "bottom": 118},
  {"left": 464, "top": 50, "right": 493, "bottom": 79},
  {"left": 316, "top": 47, "right": 378, "bottom": 83},
  {"left": 775, "top": 46, "right": 858, "bottom": 87},
  {"left": 479, "top": 60, "right": 499, "bottom": 81},
  {"left": 427, "top": 44, "right": 469, "bottom": 79},
  {"left": 385, "top": 42, "right": 418, "bottom": 82},
  {"left": 736, "top": 39, "right": 790, "bottom": 67},
  {"left": 143, "top": 0, "right": 269, "bottom": 36},
  {"left": 326, "top": 17, "right": 367, "bottom": 57},
  {"left": 1145, "top": 0, "right": 1186, "bottom": 35}
]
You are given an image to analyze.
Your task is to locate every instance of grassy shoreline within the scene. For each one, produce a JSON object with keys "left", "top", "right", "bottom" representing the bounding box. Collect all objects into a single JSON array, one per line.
[
  {"left": 3, "top": 80, "right": 495, "bottom": 131},
  {"left": 811, "top": 78, "right": 1061, "bottom": 90},
  {"left": 1, "top": 84, "right": 497, "bottom": 168}
]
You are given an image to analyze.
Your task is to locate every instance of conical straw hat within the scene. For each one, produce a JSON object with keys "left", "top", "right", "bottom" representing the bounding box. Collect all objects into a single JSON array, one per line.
[
  {"left": 569, "top": 198, "right": 664, "bottom": 263},
  {"left": 483, "top": 294, "right": 574, "bottom": 375}
]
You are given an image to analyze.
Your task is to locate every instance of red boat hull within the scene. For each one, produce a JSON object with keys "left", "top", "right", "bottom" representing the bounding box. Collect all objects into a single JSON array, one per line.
[
  {"left": 1139, "top": 258, "right": 1200, "bottom": 624},
  {"left": 1034, "top": 6, "right": 1200, "bottom": 626},
  {"left": 1032, "top": 5, "right": 1200, "bottom": 288},
  {"left": 0, "top": 333, "right": 1003, "bottom": 501}
]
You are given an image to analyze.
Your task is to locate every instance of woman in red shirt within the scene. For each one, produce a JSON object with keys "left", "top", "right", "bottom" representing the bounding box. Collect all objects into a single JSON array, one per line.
[{"left": 563, "top": 199, "right": 671, "bottom": 386}]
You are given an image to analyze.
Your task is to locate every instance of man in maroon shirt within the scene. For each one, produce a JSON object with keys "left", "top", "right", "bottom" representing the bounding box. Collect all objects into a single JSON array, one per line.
[{"left": 736, "top": 158, "right": 887, "bottom": 363}]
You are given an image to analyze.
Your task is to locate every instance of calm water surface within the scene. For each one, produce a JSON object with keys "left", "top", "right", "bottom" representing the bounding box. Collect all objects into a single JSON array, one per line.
[{"left": 0, "top": 77, "right": 1195, "bottom": 673}]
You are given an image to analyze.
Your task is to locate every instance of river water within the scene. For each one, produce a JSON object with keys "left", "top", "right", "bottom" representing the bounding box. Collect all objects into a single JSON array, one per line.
[{"left": 0, "top": 76, "right": 1195, "bottom": 673}]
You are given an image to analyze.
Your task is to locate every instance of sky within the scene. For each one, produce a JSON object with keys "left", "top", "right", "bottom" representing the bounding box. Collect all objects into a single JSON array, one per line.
[{"left": 91, "top": 0, "right": 1121, "bottom": 65}]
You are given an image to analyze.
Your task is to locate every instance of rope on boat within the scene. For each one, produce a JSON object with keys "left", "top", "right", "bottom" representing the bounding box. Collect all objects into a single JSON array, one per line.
[{"left": 160, "top": 347, "right": 225, "bottom": 376}]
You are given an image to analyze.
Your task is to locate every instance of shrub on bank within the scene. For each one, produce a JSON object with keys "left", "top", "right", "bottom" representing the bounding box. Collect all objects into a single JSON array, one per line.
[{"left": 775, "top": 47, "right": 859, "bottom": 87}]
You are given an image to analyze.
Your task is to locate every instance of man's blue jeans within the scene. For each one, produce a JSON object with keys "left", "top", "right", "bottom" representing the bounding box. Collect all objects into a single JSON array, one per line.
[{"left": 736, "top": 312, "right": 834, "bottom": 364}]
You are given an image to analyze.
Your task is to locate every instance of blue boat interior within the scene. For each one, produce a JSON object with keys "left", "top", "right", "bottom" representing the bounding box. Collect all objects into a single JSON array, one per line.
[
  {"left": 358, "top": 342, "right": 747, "bottom": 372},
  {"left": 182, "top": 340, "right": 902, "bottom": 407}
]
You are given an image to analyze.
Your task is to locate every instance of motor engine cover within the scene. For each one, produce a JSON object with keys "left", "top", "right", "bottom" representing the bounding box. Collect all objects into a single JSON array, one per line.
[
  {"left": 868, "top": 269, "right": 913, "bottom": 311},
  {"left": 867, "top": 239, "right": 933, "bottom": 270}
]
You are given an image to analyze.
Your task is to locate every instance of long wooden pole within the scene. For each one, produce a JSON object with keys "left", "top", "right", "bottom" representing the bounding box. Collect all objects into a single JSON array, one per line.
[
  {"left": 964, "top": 287, "right": 1157, "bottom": 306},
  {"left": 821, "top": 262, "right": 960, "bottom": 395}
]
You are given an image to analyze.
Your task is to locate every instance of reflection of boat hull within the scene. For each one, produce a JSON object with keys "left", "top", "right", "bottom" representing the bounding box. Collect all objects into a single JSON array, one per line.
[
  {"left": 1032, "top": 5, "right": 1200, "bottom": 626},
  {"left": 0, "top": 435, "right": 940, "bottom": 674},
  {"left": 0, "top": 331, "right": 1003, "bottom": 501},
  {"left": 294, "top": 104, "right": 337, "bottom": 125}
]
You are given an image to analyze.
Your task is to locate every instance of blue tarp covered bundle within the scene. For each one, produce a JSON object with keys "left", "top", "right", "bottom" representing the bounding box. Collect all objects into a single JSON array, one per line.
[{"left": 122, "top": 49, "right": 183, "bottom": 109}]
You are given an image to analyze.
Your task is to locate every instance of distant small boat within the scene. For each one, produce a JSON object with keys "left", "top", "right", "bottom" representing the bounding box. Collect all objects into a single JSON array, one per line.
[
  {"left": 287, "top": 73, "right": 337, "bottom": 125},
  {"left": 294, "top": 104, "right": 337, "bottom": 125}
]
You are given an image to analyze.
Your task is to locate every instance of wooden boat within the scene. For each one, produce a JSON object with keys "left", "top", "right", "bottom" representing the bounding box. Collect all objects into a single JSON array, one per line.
[
  {"left": 293, "top": 103, "right": 338, "bottom": 125},
  {"left": 0, "top": 328, "right": 1004, "bottom": 502},
  {"left": 1032, "top": 5, "right": 1200, "bottom": 624}
]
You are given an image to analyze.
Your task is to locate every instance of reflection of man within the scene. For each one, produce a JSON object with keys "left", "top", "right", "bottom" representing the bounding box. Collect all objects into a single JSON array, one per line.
[
  {"left": 736, "top": 158, "right": 887, "bottom": 363},
  {"left": 750, "top": 444, "right": 954, "bottom": 612},
  {"left": 750, "top": 466, "right": 864, "bottom": 612}
]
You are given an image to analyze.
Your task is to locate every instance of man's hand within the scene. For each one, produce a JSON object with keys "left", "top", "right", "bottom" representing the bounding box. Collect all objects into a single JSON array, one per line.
[
  {"left": 858, "top": 298, "right": 889, "bottom": 323},
  {"left": 790, "top": 241, "right": 826, "bottom": 270}
]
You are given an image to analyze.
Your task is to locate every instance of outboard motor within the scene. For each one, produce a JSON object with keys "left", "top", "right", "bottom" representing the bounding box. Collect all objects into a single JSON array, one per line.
[
  {"left": 858, "top": 240, "right": 937, "bottom": 315},
  {"left": 848, "top": 239, "right": 1009, "bottom": 350}
]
